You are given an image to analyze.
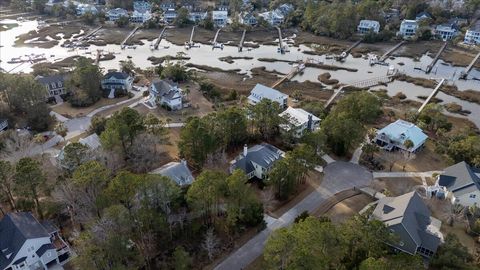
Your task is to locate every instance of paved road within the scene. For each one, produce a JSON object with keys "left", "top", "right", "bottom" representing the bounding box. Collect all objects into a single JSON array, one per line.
[
  {"left": 372, "top": 171, "right": 442, "bottom": 178},
  {"left": 214, "top": 161, "right": 372, "bottom": 270}
]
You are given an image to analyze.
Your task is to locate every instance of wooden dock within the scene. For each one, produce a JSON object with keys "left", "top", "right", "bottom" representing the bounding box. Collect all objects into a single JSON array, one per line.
[
  {"left": 120, "top": 26, "right": 140, "bottom": 49},
  {"left": 324, "top": 73, "right": 397, "bottom": 108},
  {"left": 79, "top": 26, "right": 102, "bottom": 42},
  {"left": 238, "top": 29, "right": 246, "bottom": 52},
  {"left": 276, "top": 27, "right": 285, "bottom": 54},
  {"left": 270, "top": 61, "right": 307, "bottom": 88},
  {"left": 425, "top": 41, "right": 447, "bottom": 74},
  {"left": 335, "top": 40, "right": 362, "bottom": 61},
  {"left": 153, "top": 27, "right": 167, "bottom": 49},
  {"left": 460, "top": 51, "right": 480, "bottom": 79},
  {"left": 379, "top": 41, "right": 406, "bottom": 62},
  {"left": 417, "top": 79, "right": 446, "bottom": 113},
  {"left": 212, "top": 29, "right": 223, "bottom": 49}
]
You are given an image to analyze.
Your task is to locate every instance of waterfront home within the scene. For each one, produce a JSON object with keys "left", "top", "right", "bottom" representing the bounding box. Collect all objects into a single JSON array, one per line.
[
  {"left": 239, "top": 12, "right": 257, "bottom": 26},
  {"left": 0, "top": 212, "right": 71, "bottom": 270},
  {"left": 212, "top": 9, "right": 228, "bottom": 27},
  {"left": 357, "top": 19, "right": 380, "bottom": 34},
  {"left": 101, "top": 71, "right": 133, "bottom": 98},
  {"left": 160, "top": 1, "right": 175, "bottom": 11},
  {"left": 248, "top": 84, "right": 288, "bottom": 109},
  {"left": 464, "top": 21, "right": 480, "bottom": 45},
  {"left": 415, "top": 11, "right": 432, "bottom": 21},
  {"left": 130, "top": 10, "right": 152, "bottom": 23},
  {"left": 259, "top": 10, "right": 284, "bottom": 26},
  {"left": 106, "top": 8, "right": 128, "bottom": 21},
  {"left": 150, "top": 160, "right": 194, "bottom": 186},
  {"left": 427, "top": 161, "right": 480, "bottom": 207},
  {"left": 149, "top": 79, "right": 183, "bottom": 110},
  {"left": 279, "top": 107, "right": 320, "bottom": 138},
  {"left": 372, "top": 192, "right": 443, "bottom": 259},
  {"left": 230, "top": 143, "right": 284, "bottom": 180},
  {"left": 164, "top": 8, "right": 177, "bottom": 24},
  {"left": 76, "top": 4, "right": 98, "bottom": 16},
  {"left": 276, "top": 3, "right": 294, "bottom": 16},
  {"left": 0, "top": 118, "right": 8, "bottom": 132},
  {"left": 189, "top": 10, "right": 208, "bottom": 23},
  {"left": 435, "top": 22, "right": 458, "bottom": 40},
  {"left": 36, "top": 74, "right": 67, "bottom": 98},
  {"left": 133, "top": 0, "right": 151, "bottom": 13},
  {"left": 398, "top": 19, "right": 418, "bottom": 38},
  {"left": 374, "top": 119, "right": 428, "bottom": 152}
]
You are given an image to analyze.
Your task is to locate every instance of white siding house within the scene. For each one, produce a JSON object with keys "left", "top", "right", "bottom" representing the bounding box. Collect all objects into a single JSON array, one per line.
[
  {"left": 374, "top": 119, "right": 428, "bottom": 153},
  {"left": 464, "top": 21, "right": 480, "bottom": 45},
  {"left": 435, "top": 23, "right": 458, "bottom": 40},
  {"left": 130, "top": 10, "right": 152, "bottom": 23},
  {"left": 357, "top": 20, "right": 380, "bottom": 34},
  {"left": 279, "top": 107, "right": 320, "bottom": 137},
  {"left": 212, "top": 10, "right": 228, "bottom": 27},
  {"left": 248, "top": 84, "right": 288, "bottom": 109},
  {"left": 106, "top": 8, "right": 128, "bottom": 21},
  {"left": 398, "top": 20, "right": 418, "bottom": 38},
  {"left": 149, "top": 80, "right": 183, "bottom": 110}
]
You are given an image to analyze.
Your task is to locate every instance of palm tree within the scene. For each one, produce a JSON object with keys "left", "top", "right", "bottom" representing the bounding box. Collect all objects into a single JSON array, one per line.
[
  {"left": 367, "top": 128, "right": 377, "bottom": 142},
  {"left": 403, "top": 139, "right": 414, "bottom": 153},
  {"left": 54, "top": 122, "right": 68, "bottom": 142}
]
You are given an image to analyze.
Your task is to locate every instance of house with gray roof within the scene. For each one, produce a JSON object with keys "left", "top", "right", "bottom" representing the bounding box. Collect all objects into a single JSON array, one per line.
[
  {"left": 101, "top": 71, "right": 133, "bottom": 98},
  {"left": 150, "top": 160, "right": 194, "bottom": 186},
  {"left": 248, "top": 84, "right": 288, "bottom": 109},
  {"left": 35, "top": 74, "right": 67, "bottom": 99},
  {"left": 428, "top": 161, "right": 480, "bottom": 207},
  {"left": 372, "top": 192, "right": 443, "bottom": 259},
  {"left": 230, "top": 143, "right": 284, "bottom": 180},
  {"left": 0, "top": 118, "right": 8, "bottom": 132},
  {"left": 149, "top": 79, "right": 183, "bottom": 110},
  {"left": 0, "top": 212, "right": 71, "bottom": 270}
]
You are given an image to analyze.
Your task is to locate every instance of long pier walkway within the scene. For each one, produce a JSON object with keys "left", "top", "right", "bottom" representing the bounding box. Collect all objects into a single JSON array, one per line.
[
  {"left": 426, "top": 41, "right": 447, "bottom": 74},
  {"left": 212, "top": 29, "right": 223, "bottom": 49},
  {"left": 79, "top": 26, "right": 102, "bottom": 42},
  {"left": 417, "top": 79, "right": 446, "bottom": 113},
  {"left": 324, "top": 73, "right": 397, "bottom": 108},
  {"left": 379, "top": 41, "right": 406, "bottom": 62},
  {"left": 271, "top": 61, "right": 307, "bottom": 88},
  {"left": 460, "top": 51, "right": 480, "bottom": 79},
  {"left": 238, "top": 29, "right": 246, "bottom": 52},
  {"left": 120, "top": 26, "right": 140, "bottom": 49},
  {"left": 276, "top": 27, "right": 286, "bottom": 54},
  {"left": 335, "top": 40, "right": 362, "bottom": 61},
  {"left": 153, "top": 27, "right": 167, "bottom": 49}
]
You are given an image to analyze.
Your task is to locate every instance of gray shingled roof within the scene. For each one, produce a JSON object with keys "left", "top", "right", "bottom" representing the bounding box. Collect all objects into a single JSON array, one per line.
[
  {"left": 373, "top": 192, "right": 441, "bottom": 255},
  {"left": 438, "top": 161, "right": 480, "bottom": 197},
  {"left": 35, "top": 74, "right": 65, "bottom": 85},
  {"left": 104, "top": 71, "right": 129, "bottom": 80},
  {"left": 0, "top": 212, "right": 50, "bottom": 269},
  {"left": 150, "top": 161, "right": 194, "bottom": 186},
  {"left": 231, "top": 143, "right": 283, "bottom": 175},
  {"left": 36, "top": 243, "right": 55, "bottom": 257}
]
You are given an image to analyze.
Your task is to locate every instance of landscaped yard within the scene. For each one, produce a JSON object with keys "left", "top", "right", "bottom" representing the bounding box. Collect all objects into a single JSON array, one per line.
[
  {"left": 321, "top": 194, "right": 373, "bottom": 224},
  {"left": 371, "top": 177, "right": 424, "bottom": 196},
  {"left": 52, "top": 96, "right": 131, "bottom": 118}
]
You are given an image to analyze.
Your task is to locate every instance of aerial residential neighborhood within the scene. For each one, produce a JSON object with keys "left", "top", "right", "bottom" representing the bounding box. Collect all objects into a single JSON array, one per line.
[{"left": 1, "top": 0, "right": 480, "bottom": 269}]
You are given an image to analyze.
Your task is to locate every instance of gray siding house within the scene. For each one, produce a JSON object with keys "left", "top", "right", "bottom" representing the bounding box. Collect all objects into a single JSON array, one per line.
[
  {"left": 35, "top": 74, "right": 67, "bottom": 98},
  {"left": 372, "top": 192, "right": 443, "bottom": 258},
  {"left": 150, "top": 160, "right": 194, "bottom": 186}
]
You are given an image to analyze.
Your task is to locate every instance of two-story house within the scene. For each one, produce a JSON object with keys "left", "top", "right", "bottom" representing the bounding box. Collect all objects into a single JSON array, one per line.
[
  {"left": 372, "top": 192, "right": 443, "bottom": 259},
  {"left": 357, "top": 19, "right": 380, "bottom": 34},
  {"left": 189, "top": 10, "right": 208, "bottom": 23},
  {"left": 259, "top": 10, "right": 284, "bottom": 26},
  {"left": 435, "top": 20, "right": 458, "bottom": 40},
  {"left": 0, "top": 212, "right": 71, "bottom": 270},
  {"left": 159, "top": 1, "right": 175, "bottom": 11},
  {"left": 164, "top": 8, "right": 177, "bottom": 24},
  {"left": 106, "top": 8, "right": 128, "bottom": 21},
  {"left": 76, "top": 4, "right": 97, "bottom": 16},
  {"left": 239, "top": 12, "right": 257, "bottom": 26},
  {"left": 230, "top": 143, "right": 284, "bottom": 180},
  {"left": 375, "top": 119, "right": 428, "bottom": 153},
  {"left": 101, "top": 71, "right": 133, "bottom": 98},
  {"left": 212, "top": 8, "right": 228, "bottom": 27},
  {"left": 149, "top": 79, "right": 183, "bottom": 110},
  {"left": 465, "top": 21, "right": 480, "bottom": 45},
  {"left": 35, "top": 74, "right": 67, "bottom": 99},
  {"left": 427, "top": 161, "right": 480, "bottom": 207},
  {"left": 133, "top": 1, "right": 151, "bottom": 13},
  {"left": 279, "top": 107, "right": 320, "bottom": 138},
  {"left": 247, "top": 84, "right": 288, "bottom": 109},
  {"left": 398, "top": 20, "right": 419, "bottom": 38}
]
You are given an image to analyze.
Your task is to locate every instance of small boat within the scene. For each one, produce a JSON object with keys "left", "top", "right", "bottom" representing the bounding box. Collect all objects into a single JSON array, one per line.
[{"left": 163, "top": 46, "right": 169, "bottom": 49}]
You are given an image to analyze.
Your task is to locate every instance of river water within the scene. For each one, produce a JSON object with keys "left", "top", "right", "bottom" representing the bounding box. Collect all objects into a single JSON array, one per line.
[{"left": 1, "top": 19, "right": 480, "bottom": 127}]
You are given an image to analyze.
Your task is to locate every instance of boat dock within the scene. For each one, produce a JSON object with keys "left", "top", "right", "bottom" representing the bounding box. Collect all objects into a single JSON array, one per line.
[
  {"left": 425, "top": 41, "right": 447, "bottom": 74},
  {"left": 324, "top": 73, "right": 397, "bottom": 108},
  {"left": 417, "top": 79, "right": 446, "bottom": 113},
  {"left": 379, "top": 41, "right": 406, "bottom": 62},
  {"left": 271, "top": 61, "right": 307, "bottom": 88},
  {"left": 212, "top": 29, "right": 223, "bottom": 50},
  {"left": 238, "top": 29, "right": 246, "bottom": 52},
  {"left": 121, "top": 26, "right": 140, "bottom": 49},
  {"left": 79, "top": 26, "right": 102, "bottom": 42},
  {"left": 153, "top": 27, "right": 167, "bottom": 50},
  {"left": 335, "top": 40, "right": 362, "bottom": 61},
  {"left": 459, "top": 51, "right": 480, "bottom": 80},
  {"left": 185, "top": 26, "right": 196, "bottom": 49},
  {"left": 276, "top": 27, "right": 288, "bottom": 54}
]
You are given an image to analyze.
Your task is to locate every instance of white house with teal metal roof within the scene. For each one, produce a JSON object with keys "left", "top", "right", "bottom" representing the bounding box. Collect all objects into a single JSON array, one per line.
[{"left": 374, "top": 120, "right": 428, "bottom": 152}]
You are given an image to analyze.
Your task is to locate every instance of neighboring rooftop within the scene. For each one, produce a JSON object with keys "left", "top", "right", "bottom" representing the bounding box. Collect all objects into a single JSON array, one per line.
[
  {"left": 248, "top": 84, "right": 288, "bottom": 103},
  {"left": 35, "top": 74, "right": 65, "bottom": 84},
  {"left": 279, "top": 106, "right": 320, "bottom": 127},
  {"left": 79, "top": 133, "right": 101, "bottom": 150},
  {"left": 103, "top": 71, "right": 129, "bottom": 80},
  {"left": 438, "top": 161, "right": 480, "bottom": 197},
  {"left": 231, "top": 143, "right": 283, "bottom": 176},
  {"left": 377, "top": 119, "right": 428, "bottom": 150},
  {"left": 150, "top": 160, "right": 194, "bottom": 186}
]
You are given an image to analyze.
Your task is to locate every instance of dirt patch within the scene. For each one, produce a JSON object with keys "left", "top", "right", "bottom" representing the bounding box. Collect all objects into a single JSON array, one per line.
[
  {"left": 371, "top": 177, "right": 423, "bottom": 196},
  {"left": 322, "top": 194, "right": 373, "bottom": 224}
]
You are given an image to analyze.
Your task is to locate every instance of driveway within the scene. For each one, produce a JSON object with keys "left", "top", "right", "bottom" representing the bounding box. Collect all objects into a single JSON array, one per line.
[{"left": 214, "top": 161, "right": 372, "bottom": 270}]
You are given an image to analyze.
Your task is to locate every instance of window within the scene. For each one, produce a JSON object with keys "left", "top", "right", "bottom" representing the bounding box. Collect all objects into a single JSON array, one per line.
[{"left": 470, "top": 194, "right": 476, "bottom": 199}]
